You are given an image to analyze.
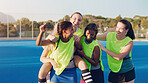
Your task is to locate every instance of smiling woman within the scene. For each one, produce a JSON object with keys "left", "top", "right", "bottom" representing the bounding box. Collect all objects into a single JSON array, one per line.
[{"left": 97, "top": 19, "right": 136, "bottom": 83}]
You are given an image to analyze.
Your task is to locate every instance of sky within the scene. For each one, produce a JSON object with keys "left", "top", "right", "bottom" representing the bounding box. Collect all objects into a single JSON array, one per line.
[{"left": 0, "top": 0, "right": 148, "bottom": 22}]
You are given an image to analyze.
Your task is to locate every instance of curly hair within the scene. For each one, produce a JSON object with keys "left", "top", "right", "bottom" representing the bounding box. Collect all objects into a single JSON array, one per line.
[
  {"left": 56, "top": 21, "right": 72, "bottom": 49},
  {"left": 57, "top": 21, "right": 72, "bottom": 38}
]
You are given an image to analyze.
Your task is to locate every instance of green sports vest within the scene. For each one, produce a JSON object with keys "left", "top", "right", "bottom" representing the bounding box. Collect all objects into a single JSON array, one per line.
[
  {"left": 48, "top": 36, "right": 74, "bottom": 75},
  {"left": 106, "top": 32, "right": 132, "bottom": 72},
  {"left": 47, "top": 28, "right": 82, "bottom": 56},
  {"left": 81, "top": 36, "right": 104, "bottom": 71},
  {"left": 74, "top": 28, "right": 83, "bottom": 37}
]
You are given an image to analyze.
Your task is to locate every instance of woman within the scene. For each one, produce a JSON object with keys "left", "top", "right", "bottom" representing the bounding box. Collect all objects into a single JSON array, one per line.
[
  {"left": 36, "top": 12, "right": 86, "bottom": 83},
  {"left": 44, "top": 12, "right": 83, "bottom": 41},
  {"left": 36, "top": 21, "right": 93, "bottom": 83},
  {"left": 78, "top": 23, "right": 104, "bottom": 83},
  {"left": 97, "top": 19, "right": 135, "bottom": 83}
]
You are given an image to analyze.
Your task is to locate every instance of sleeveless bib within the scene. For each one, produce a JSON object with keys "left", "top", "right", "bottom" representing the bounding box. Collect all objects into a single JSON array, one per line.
[
  {"left": 49, "top": 36, "right": 75, "bottom": 75},
  {"left": 81, "top": 36, "right": 104, "bottom": 71},
  {"left": 74, "top": 28, "right": 83, "bottom": 37},
  {"left": 106, "top": 32, "right": 132, "bottom": 72}
]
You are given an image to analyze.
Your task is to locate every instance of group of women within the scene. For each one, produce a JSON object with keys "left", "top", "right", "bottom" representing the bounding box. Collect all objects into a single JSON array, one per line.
[{"left": 36, "top": 12, "right": 135, "bottom": 83}]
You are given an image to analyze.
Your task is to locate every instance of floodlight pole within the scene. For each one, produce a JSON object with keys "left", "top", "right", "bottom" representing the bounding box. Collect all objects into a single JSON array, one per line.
[
  {"left": 20, "top": 20, "right": 21, "bottom": 39},
  {"left": 7, "top": 15, "right": 9, "bottom": 39},
  {"left": 32, "top": 21, "right": 34, "bottom": 39}
]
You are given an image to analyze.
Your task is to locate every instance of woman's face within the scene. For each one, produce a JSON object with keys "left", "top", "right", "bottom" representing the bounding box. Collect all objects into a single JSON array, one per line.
[
  {"left": 62, "top": 26, "right": 74, "bottom": 39},
  {"left": 116, "top": 22, "right": 128, "bottom": 37},
  {"left": 70, "top": 14, "right": 82, "bottom": 28},
  {"left": 85, "top": 30, "right": 96, "bottom": 42}
]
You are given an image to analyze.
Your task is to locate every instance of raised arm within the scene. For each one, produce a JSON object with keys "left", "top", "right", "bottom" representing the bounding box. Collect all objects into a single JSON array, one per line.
[
  {"left": 98, "top": 41, "right": 133, "bottom": 61},
  {"left": 36, "top": 23, "right": 58, "bottom": 46},
  {"left": 36, "top": 23, "right": 47, "bottom": 46}
]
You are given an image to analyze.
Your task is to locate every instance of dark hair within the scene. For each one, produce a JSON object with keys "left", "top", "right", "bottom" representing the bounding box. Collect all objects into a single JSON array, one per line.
[
  {"left": 56, "top": 21, "right": 72, "bottom": 49},
  {"left": 57, "top": 21, "right": 72, "bottom": 38},
  {"left": 119, "top": 19, "right": 135, "bottom": 40},
  {"left": 84, "top": 23, "right": 98, "bottom": 40},
  {"left": 70, "top": 12, "right": 83, "bottom": 18}
]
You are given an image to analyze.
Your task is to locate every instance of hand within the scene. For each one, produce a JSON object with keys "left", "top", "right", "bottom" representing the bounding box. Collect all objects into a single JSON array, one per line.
[
  {"left": 74, "top": 35, "right": 82, "bottom": 50},
  {"left": 98, "top": 41, "right": 106, "bottom": 51},
  {"left": 74, "top": 35, "right": 80, "bottom": 42},
  {"left": 39, "top": 23, "right": 47, "bottom": 33},
  {"left": 77, "top": 49, "right": 85, "bottom": 57},
  {"left": 50, "top": 59, "right": 60, "bottom": 68}
]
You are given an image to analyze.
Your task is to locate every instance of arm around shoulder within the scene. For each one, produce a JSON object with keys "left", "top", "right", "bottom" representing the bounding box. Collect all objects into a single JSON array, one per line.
[{"left": 96, "top": 32, "right": 108, "bottom": 41}]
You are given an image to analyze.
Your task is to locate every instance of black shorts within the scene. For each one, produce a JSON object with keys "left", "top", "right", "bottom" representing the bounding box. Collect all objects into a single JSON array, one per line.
[
  {"left": 108, "top": 68, "right": 135, "bottom": 83},
  {"left": 81, "top": 68, "right": 104, "bottom": 83},
  {"left": 91, "top": 68, "right": 104, "bottom": 83}
]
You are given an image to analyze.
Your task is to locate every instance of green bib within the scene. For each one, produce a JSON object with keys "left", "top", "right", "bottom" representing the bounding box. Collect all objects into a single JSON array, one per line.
[
  {"left": 106, "top": 32, "right": 132, "bottom": 72},
  {"left": 49, "top": 36, "right": 74, "bottom": 75},
  {"left": 81, "top": 36, "right": 104, "bottom": 71},
  {"left": 74, "top": 28, "right": 83, "bottom": 37},
  {"left": 47, "top": 27, "right": 82, "bottom": 58}
]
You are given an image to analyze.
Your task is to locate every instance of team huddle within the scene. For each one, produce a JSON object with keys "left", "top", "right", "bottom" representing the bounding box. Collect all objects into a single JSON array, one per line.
[{"left": 36, "top": 12, "right": 135, "bottom": 83}]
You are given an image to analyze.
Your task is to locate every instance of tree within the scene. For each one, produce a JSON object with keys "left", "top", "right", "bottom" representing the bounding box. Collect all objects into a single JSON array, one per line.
[
  {"left": 80, "top": 18, "right": 89, "bottom": 30},
  {"left": 15, "top": 18, "right": 31, "bottom": 31},
  {"left": 96, "top": 16, "right": 106, "bottom": 20},
  {"left": 133, "top": 15, "right": 141, "bottom": 19},
  {"left": 0, "top": 24, "right": 7, "bottom": 37},
  {"left": 141, "top": 19, "right": 148, "bottom": 29},
  {"left": 115, "top": 15, "right": 122, "bottom": 21},
  {"left": 33, "top": 21, "right": 40, "bottom": 31},
  {"left": 21, "top": 18, "right": 31, "bottom": 31},
  {"left": 124, "top": 17, "right": 133, "bottom": 22},
  {"left": 132, "top": 19, "right": 141, "bottom": 30},
  {"left": 58, "top": 15, "right": 70, "bottom": 22},
  {"left": 108, "top": 19, "right": 117, "bottom": 28}
]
